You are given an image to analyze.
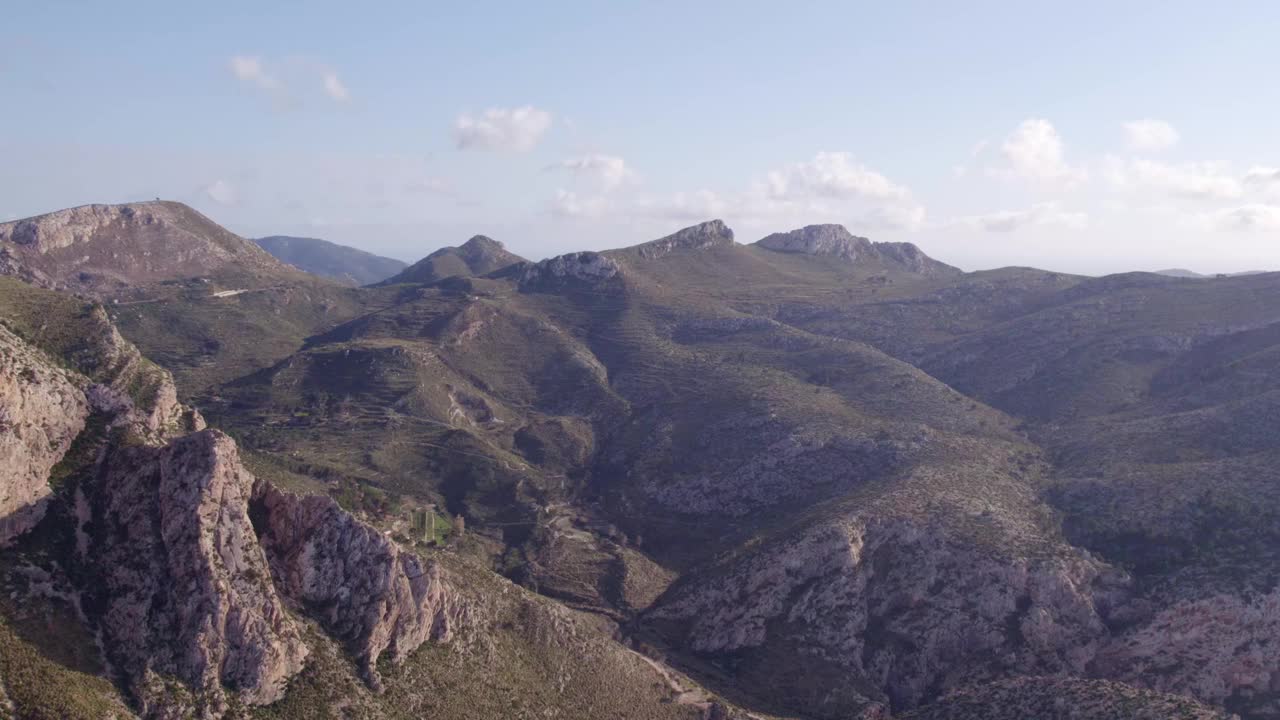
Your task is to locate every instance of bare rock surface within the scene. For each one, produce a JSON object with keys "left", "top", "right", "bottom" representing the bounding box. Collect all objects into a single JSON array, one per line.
[
  {"left": 0, "top": 201, "right": 287, "bottom": 295},
  {"left": 0, "top": 324, "right": 90, "bottom": 543},
  {"left": 86, "top": 430, "right": 308, "bottom": 715},
  {"left": 653, "top": 516, "right": 1126, "bottom": 712},
  {"left": 630, "top": 219, "right": 735, "bottom": 260},
  {"left": 519, "top": 250, "right": 622, "bottom": 288},
  {"left": 1096, "top": 586, "right": 1280, "bottom": 714},
  {"left": 755, "top": 224, "right": 960, "bottom": 276},
  {"left": 253, "top": 481, "right": 458, "bottom": 688}
]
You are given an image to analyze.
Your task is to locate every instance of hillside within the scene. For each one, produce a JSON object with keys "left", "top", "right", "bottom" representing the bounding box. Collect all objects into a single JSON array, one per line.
[
  {"left": 0, "top": 201, "right": 299, "bottom": 296},
  {"left": 3, "top": 203, "right": 1280, "bottom": 719},
  {"left": 378, "top": 234, "right": 525, "bottom": 285},
  {"left": 254, "top": 235, "right": 408, "bottom": 285}
]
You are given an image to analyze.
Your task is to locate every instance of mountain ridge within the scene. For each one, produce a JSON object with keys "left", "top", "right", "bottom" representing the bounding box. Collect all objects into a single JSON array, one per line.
[{"left": 253, "top": 235, "right": 408, "bottom": 286}]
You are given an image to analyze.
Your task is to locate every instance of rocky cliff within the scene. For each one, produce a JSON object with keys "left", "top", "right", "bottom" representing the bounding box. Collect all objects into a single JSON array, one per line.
[
  {"left": 86, "top": 430, "right": 309, "bottom": 716},
  {"left": 0, "top": 324, "right": 90, "bottom": 544},
  {"left": 629, "top": 219, "right": 736, "bottom": 260},
  {"left": 253, "top": 482, "right": 459, "bottom": 689},
  {"left": 755, "top": 224, "right": 960, "bottom": 276},
  {"left": 652, "top": 516, "right": 1127, "bottom": 715},
  {"left": 0, "top": 201, "right": 290, "bottom": 295}
]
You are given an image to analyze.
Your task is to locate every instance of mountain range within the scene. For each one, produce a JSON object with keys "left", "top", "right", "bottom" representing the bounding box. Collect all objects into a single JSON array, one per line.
[
  {"left": 251, "top": 235, "right": 408, "bottom": 286},
  {"left": 1, "top": 200, "right": 1275, "bottom": 719}
]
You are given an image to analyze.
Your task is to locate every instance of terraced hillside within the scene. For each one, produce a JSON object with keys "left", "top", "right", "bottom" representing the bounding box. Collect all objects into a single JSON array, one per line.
[{"left": 2, "top": 201, "right": 1277, "bottom": 719}]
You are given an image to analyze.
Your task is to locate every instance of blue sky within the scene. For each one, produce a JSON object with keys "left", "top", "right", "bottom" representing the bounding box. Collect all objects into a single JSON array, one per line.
[{"left": 4, "top": 1, "right": 1280, "bottom": 273}]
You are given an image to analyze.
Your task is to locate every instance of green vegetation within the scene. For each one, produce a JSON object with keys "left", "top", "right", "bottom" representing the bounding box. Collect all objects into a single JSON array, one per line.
[{"left": 0, "top": 617, "right": 132, "bottom": 720}]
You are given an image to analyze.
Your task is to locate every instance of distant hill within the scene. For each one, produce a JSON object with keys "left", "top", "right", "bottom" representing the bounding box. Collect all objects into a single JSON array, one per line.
[
  {"left": 378, "top": 235, "right": 525, "bottom": 285},
  {"left": 0, "top": 201, "right": 294, "bottom": 295},
  {"left": 1154, "top": 268, "right": 1268, "bottom": 278},
  {"left": 253, "top": 235, "right": 407, "bottom": 286}
]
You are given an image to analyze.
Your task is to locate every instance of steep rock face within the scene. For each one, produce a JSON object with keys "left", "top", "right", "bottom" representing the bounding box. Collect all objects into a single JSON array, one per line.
[
  {"left": 652, "top": 517, "right": 1126, "bottom": 713},
  {"left": 0, "top": 201, "right": 286, "bottom": 294},
  {"left": 253, "top": 482, "right": 457, "bottom": 688},
  {"left": 755, "top": 224, "right": 960, "bottom": 276},
  {"left": 1095, "top": 587, "right": 1280, "bottom": 714},
  {"left": 518, "top": 251, "right": 621, "bottom": 289},
  {"left": 86, "top": 430, "right": 308, "bottom": 715},
  {"left": 630, "top": 219, "right": 735, "bottom": 260},
  {"left": 757, "top": 224, "right": 875, "bottom": 260},
  {"left": 0, "top": 325, "right": 90, "bottom": 543}
]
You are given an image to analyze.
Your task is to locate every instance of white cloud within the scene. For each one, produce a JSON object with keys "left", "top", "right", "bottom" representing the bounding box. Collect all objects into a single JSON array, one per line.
[
  {"left": 1123, "top": 119, "right": 1179, "bottom": 152},
  {"left": 1244, "top": 166, "right": 1280, "bottom": 198},
  {"left": 859, "top": 204, "right": 928, "bottom": 232},
  {"left": 992, "top": 118, "right": 1086, "bottom": 185},
  {"left": 1201, "top": 204, "right": 1280, "bottom": 232},
  {"left": 549, "top": 154, "right": 636, "bottom": 189},
  {"left": 954, "top": 202, "right": 1088, "bottom": 233},
  {"left": 321, "top": 71, "right": 349, "bottom": 102},
  {"left": 454, "top": 106, "right": 552, "bottom": 152},
  {"left": 203, "top": 180, "right": 237, "bottom": 206},
  {"left": 1106, "top": 157, "right": 1244, "bottom": 200},
  {"left": 765, "top": 151, "right": 909, "bottom": 201},
  {"left": 550, "top": 189, "right": 612, "bottom": 219},
  {"left": 229, "top": 56, "right": 276, "bottom": 90},
  {"left": 229, "top": 55, "right": 348, "bottom": 106},
  {"left": 549, "top": 151, "right": 925, "bottom": 232}
]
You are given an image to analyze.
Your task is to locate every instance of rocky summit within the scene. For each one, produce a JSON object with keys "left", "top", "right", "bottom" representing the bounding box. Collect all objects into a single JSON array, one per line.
[{"left": 0, "top": 202, "right": 1275, "bottom": 720}]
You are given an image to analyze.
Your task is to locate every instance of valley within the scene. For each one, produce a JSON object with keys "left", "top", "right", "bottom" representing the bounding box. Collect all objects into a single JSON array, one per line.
[{"left": 0, "top": 201, "right": 1274, "bottom": 719}]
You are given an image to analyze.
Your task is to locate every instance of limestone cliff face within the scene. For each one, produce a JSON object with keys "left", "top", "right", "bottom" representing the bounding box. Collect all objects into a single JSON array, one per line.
[
  {"left": 86, "top": 430, "right": 308, "bottom": 716},
  {"left": 652, "top": 517, "right": 1126, "bottom": 713},
  {"left": 0, "top": 201, "right": 286, "bottom": 294},
  {"left": 519, "top": 251, "right": 621, "bottom": 289},
  {"left": 754, "top": 224, "right": 960, "bottom": 276},
  {"left": 757, "top": 224, "right": 876, "bottom": 261},
  {"left": 630, "top": 219, "right": 735, "bottom": 260},
  {"left": 1095, "top": 586, "right": 1280, "bottom": 714},
  {"left": 253, "top": 482, "right": 458, "bottom": 688},
  {"left": 0, "top": 325, "right": 90, "bottom": 544}
]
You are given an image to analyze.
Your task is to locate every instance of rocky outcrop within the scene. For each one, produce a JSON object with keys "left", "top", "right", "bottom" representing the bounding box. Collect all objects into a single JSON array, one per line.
[
  {"left": 518, "top": 251, "right": 621, "bottom": 289},
  {"left": 652, "top": 517, "right": 1127, "bottom": 713},
  {"left": 630, "top": 219, "right": 735, "bottom": 260},
  {"left": 0, "top": 201, "right": 287, "bottom": 295},
  {"left": 0, "top": 325, "right": 90, "bottom": 543},
  {"left": 252, "top": 482, "right": 457, "bottom": 689},
  {"left": 1095, "top": 587, "right": 1280, "bottom": 714},
  {"left": 757, "top": 224, "right": 875, "bottom": 260},
  {"left": 86, "top": 430, "right": 308, "bottom": 716},
  {"left": 755, "top": 224, "right": 960, "bottom": 276}
]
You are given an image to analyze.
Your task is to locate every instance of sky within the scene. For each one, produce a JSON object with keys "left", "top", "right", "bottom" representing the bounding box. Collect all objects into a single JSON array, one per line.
[{"left": 3, "top": 1, "right": 1280, "bottom": 275}]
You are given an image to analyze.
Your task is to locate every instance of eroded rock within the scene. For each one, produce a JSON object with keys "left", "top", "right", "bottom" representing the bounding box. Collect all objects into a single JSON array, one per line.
[
  {"left": 0, "top": 324, "right": 90, "bottom": 543},
  {"left": 253, "top": 482, "right": 458, "bottom": 689},
  {"left": 86, "top": 430, "right": 308, "bottom": 716}
]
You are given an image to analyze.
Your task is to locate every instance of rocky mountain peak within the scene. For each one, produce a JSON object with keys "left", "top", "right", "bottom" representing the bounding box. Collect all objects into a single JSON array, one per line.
[
  {"left": 458, "top": 234, "right": 505, "bottom": 254},
  {"left": 632, "top": 219, "right": 735, "bottom": 260},
  {"left": 756, "top": 224, "right": 872, "bottom": 260},
  {"left": 0, "top": 200, "right": 287, "bottom": 295},
  {"left": 380, "top": 234, "right": 525, "bottom": 285},
  {"left": 755, "top": 224, "right": 961, "bottom": 276},
  {"left": 518, "top": 250, "right": 621, "bottom": 290}
]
